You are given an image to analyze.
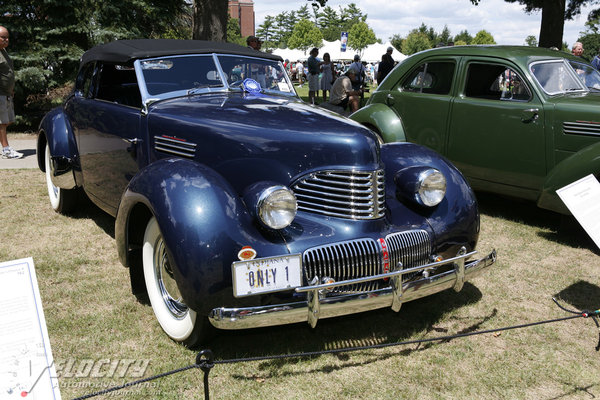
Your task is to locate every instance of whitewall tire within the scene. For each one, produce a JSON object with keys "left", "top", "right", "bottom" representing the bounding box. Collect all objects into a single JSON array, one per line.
[{"left": 143, "top": 217, "right": 204, "bottom": 345}]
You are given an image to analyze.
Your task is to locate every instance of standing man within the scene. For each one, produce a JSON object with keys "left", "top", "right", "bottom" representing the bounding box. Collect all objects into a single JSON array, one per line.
[
  {"left": 0, "top": 26, "right": 22, "bottom": 159},
  {"left": 306, "top": 47, "right": 320, "bottom": 104},
  {"left": 377, "top": 46, "right": 395, "bottom": 85}
]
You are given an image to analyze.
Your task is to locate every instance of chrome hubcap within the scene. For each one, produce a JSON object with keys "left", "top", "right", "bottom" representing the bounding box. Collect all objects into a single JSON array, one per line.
[{"left": 154, "top": 235, "right": 187, "bottom": 318}]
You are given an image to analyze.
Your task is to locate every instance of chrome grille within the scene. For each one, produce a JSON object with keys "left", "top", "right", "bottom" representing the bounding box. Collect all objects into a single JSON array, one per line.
[
  {"left": 302, "top": 230, "right": 432, "bottom": 294},
  {"left": 563, "top": 121, "right": 600, "bottom": 137},
  {"left": 292, "top": 170, "right": 385, "bottom": 220},
  {"left": 154, "top": 136, "right": 197, "bottom": 158},
  {"left": 303, "top": 238, "right": 382, "bottom": 293},
  {"left": 386, "top": 230, "right": 432, "bottom": 280}
]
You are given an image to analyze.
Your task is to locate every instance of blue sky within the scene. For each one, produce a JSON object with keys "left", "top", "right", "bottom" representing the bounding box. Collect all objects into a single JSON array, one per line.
[{"left": 254, "top": 0, "right": 596, "bottom": 50}]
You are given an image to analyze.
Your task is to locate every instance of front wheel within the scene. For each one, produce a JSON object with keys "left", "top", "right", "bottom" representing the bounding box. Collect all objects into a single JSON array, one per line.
[
  {"left": 142, "top": 217, "right": 208, "bottom": 347},
  {"left": 45, "top": 144, "right": 80, "bottom": 214}
]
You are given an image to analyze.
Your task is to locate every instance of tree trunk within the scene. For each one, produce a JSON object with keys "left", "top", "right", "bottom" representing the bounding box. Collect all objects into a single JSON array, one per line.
[
  {"left": 538, "top": 0, "right": 566, "bottom": 48},
  {"left": 192, "top": 0, "right": 228, "bottom": 41}
]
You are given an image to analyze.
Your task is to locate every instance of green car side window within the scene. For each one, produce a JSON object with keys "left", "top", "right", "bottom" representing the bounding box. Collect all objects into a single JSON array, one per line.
[
  {"left": 465, "top": 63, "right": 531, "bottom": 101},
  {"left": 401, "top": 61, "right": 455, "bottom": 94}
]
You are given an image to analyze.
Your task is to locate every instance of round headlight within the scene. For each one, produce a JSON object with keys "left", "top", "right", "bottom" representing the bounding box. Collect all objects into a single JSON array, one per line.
[
  {"left": 257, "top": 186, "right": 297, "bottom": 229},
  {"left": 417, "top": 169, "right": 446, "bottom": 207}
]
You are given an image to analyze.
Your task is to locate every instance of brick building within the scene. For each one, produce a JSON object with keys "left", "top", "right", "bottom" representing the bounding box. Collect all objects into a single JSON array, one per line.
[{"left": 228, "top": 0, "right": 255, "bottom": 38}]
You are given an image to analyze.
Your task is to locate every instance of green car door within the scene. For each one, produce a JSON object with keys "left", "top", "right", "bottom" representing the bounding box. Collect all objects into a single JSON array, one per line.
[
  {"left": 385, "top": 59, "right": 458, "bottom": 155},
  {"left": 446, "top": 59, "right": 546, "bottom": 200}
]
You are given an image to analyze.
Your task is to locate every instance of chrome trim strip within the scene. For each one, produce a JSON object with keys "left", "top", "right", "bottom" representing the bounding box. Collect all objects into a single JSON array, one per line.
[
  {"left": 563, "top": 121, "right": 600, "bottom": 137},
  {"left": 208, "top": 250, "right": 497, "bottom": 330}
]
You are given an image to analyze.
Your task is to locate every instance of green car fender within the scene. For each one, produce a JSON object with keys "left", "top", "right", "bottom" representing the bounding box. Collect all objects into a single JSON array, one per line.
[
  {"left": 350, "top": 103, "right": 406, "bottom": 143},
  {"left": 538, "top": 141, "right": 600, "bottom": 214}
]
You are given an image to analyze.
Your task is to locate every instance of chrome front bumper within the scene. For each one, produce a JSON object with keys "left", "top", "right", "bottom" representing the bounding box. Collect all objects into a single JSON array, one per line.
[{"left": 208, "top": 249, "right": 497, "bottom": 330}]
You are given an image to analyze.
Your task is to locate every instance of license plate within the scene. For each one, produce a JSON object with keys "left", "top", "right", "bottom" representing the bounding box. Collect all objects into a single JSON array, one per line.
[{"left": 232, "top": 254, "right": 302, "bottom": 297}]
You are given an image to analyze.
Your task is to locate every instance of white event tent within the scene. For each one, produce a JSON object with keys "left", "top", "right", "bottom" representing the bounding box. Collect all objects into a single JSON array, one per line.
[{"left": 272, "top": 40, "right": 405, "bottom": 63}]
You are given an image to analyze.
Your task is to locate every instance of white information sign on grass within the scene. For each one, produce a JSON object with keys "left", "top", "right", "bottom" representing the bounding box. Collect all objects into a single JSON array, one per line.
[
  {"left": 556, "top": 174, "right": 600, "bottom": 250},
  {"left": 0, "top": 257, "right": 61, "bottom": 399}
]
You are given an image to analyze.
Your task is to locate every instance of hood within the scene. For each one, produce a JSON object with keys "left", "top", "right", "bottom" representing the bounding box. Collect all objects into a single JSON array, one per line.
[{"left": 146, "top": 93, "right": 381, "bottom": 192}]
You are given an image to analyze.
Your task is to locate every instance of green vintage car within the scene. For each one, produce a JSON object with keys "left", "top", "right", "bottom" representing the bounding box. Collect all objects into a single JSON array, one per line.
[{"left": 351, "top": 45, "right": 600, "bottom": 214}]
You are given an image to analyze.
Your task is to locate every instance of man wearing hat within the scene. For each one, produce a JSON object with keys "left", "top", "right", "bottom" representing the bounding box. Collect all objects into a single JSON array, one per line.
[
  {"left": 329, "top": 67, "right": 362, "bottom": 113},
  {"left": 377, "top": 46, "right": 395, "bottom": 85},
  {"left": 246, "top": 35, "right": 262, "bottom": 51}
]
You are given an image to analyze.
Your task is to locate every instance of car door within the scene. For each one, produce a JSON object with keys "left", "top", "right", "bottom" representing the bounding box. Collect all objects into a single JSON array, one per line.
[
  {"left": 66, "top": 62, "right": 143, "bottom": 215},
  {"left": 447, "top": 59, "right": 546, "bottom": 198},
  {"left": 386, "top": 58, "right": 458, "bottom": 154}
]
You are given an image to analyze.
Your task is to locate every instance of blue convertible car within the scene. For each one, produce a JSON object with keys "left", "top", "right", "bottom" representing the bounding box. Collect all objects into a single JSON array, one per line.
[{"left": 38, "top": 40, "right": 496, "bottom": 346}]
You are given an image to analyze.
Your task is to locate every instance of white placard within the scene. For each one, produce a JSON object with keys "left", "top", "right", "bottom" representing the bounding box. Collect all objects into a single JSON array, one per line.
[
  {"left": 0, "top": 257, "right": 61, "bottom": 399},
  {"left": 556, "top": 174, "right": 600, "bottom": 249}
]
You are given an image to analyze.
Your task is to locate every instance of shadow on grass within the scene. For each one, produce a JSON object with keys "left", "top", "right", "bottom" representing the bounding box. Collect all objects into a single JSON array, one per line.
[
  {"left": 475, "top": 191, "right": 597, "bottom": 253},
  {"left": 204, "top": 282, "right": 489, "bottom": 372},
  {"left": 555, "top": 280, "right": 600, "bottom": 312},
  {"left": 68, "top": 196, "right": 116, "bottom": 238}
]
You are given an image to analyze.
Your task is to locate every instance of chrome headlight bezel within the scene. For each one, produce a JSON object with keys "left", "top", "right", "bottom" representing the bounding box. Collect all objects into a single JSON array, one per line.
[
  {"left": 416, "top": 168, "right": 446, "bottom": 207},
  {"left": 256, "top": 185, "right": 298, "bottom": 230}
]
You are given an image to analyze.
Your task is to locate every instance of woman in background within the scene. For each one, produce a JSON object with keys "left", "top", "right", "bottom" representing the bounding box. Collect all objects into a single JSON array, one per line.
[{"left": 320, "top": 53, "right": 335, "bottom": 103}]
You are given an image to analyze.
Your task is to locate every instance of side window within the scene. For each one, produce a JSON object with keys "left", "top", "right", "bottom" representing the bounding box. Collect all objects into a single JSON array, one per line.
[
  {"left": 465, "top": 63, "right": 531, "bottom": 101},
  {"left": 75, "top": 63, "right": 95, "bottom": 98},
  {"left": 95, "top": 63, "right": 141, "bottom": 107},
  {"left": 401, "top": 61, "right": 455, "bottom": 94}
]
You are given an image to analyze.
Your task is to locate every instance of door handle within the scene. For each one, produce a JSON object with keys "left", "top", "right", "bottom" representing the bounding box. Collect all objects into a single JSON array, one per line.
[
  {"left": 386, "top": 93, "right": 395, "bottom": 106},
  {"left": 123, "top": 138, "right": 142, "bottom": 145},
  {"left": 521, "top": 108, "right": 539, "bottom": 122}
]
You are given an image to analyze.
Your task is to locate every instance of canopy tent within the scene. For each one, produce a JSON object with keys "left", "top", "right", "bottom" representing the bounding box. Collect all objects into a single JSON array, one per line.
[{"left": 272, "top": 40, "right": 404, "bottom": 63}]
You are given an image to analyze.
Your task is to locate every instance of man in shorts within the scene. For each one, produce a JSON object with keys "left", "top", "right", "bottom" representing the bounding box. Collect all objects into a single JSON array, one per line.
[{"left": 0, "top": 26, "right": 22, "bottom": 159}]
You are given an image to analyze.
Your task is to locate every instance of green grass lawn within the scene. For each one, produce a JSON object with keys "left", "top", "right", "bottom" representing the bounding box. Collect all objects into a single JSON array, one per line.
[{"left": 1, "top": 167, "right": 599, "bottom": 399}]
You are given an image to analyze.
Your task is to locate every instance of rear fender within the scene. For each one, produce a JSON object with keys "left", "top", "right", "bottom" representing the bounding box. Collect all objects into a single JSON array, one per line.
[
  {"left": 37, "top": 107, "right": 79, "bottom": 189},
  {"left": 115, "top": 158, "right": 281, "bottom": 314},
  {"left": 350, "top": 103, "right": 406, "bottom": 143},
  {"left": 538, "top": 141, "right": 600, "bottom": 214}
]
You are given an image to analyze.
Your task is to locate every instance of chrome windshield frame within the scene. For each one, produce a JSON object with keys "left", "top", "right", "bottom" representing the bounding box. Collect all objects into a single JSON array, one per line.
[{"left": 529, "top": 59, "right": 588, "bottom": 96}]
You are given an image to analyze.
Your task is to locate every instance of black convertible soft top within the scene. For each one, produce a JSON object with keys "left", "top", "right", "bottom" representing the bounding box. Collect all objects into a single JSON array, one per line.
[{"left": 81, "top": 39, "right": 283, "bottom": 65}]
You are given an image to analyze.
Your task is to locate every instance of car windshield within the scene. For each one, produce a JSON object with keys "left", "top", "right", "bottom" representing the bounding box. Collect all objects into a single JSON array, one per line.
[
  {"left": 568, "top": 60, "right": 600, "bottom": 91},
  {"left": 217, "top": 55, "right": 294, "bottom": 95},
  {"left": 529, "top": 60, "right": 588, "bottom": 95},
  {"left": 138, "top": 54, "right": 294, "bottom": 98}
]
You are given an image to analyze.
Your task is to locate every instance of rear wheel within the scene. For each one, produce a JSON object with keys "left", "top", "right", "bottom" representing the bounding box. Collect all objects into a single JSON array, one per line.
[
  {"left": 45, "top": 144, "right": 80, "bottom": 214},
  {"left": 142, "top": 217, "right": 208, "bottom": 347}
]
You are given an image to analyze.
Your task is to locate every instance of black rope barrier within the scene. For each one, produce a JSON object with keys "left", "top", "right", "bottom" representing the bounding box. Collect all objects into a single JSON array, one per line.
[{"left": 71, "top": 299, "right": 600, "bottom": 400}]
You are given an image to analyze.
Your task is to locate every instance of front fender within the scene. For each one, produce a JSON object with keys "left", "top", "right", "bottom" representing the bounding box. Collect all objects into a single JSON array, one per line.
[
  {"left": 37, "top": 107, "right": 79, "bottom": 189},
  {"left": 350, "top": 103, "right": 406, "bottom": 143},
  {"left": 381, "top": 142, "right": 480, "bottom": 254},
  {"left": 538, "top": 142, "right": 600, "bottom": 214},
  {"left": 115, "top": 158, "right": 285, "bottom": 314}
]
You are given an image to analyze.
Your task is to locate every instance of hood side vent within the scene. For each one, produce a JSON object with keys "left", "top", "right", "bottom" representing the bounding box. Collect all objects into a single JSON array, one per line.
[
  {"left": 154, "top": 136, "right": 197, "bottom": 158},
  {"left": 563, "top": 121, "right": 600, "bottom": 137}
]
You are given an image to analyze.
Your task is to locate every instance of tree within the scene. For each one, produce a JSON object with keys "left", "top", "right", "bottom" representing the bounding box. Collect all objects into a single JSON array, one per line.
[
  {"left": 577, "top": 19, "right": 600, "bottom": 61},
  {"left": 0, "top": 0, "right": 190, "bottom": 128},
  {"left": 257, "top": 15, "right": 277, "bottom": 51},
  {"left": 472, "top": 29, "right": 496, "bottom": 44},
  {"left": 470, "top": 0, "right": 600, "bottom": 49},
  {"left": 227, "top": 18, "right": 245, "bottom": 46},
  {"left": 287, "top": 19, "right": 323, "bottom": 53},
  {"left": 192, "top": 0, "right": 227, "bottom": 41},
  {"left": 390, "top": 34, "right": 404, "bottom": 53},
  {"left": 403, "top": 32, "right": 432, "bottom": 55},
  {"left": 347, "top": 21, "right": 377, "bottom": 55},
  {"left": 454, "top": 29, "right": 473, "bottom": 44},
  {"left": 525, "top": 35, "right": 539, "bottom": 46},
  {"left": 439, "top": 25, "right": 453, "bottom": 45}
]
